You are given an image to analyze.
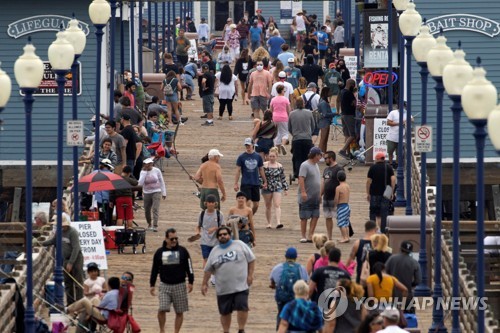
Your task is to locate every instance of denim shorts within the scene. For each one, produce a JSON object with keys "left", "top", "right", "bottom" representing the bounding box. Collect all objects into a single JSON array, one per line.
[
  {"left": 200, "top": 245, "right": 214, "bottom": 259},
  {"left": 165, "top": 94, "right": 179, "bottom": 103}
]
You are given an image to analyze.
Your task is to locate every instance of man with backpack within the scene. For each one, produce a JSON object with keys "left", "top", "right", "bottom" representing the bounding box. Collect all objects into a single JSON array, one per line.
[
  {"left": 302, "top": 83, "right": 321, "bottom": 141},
  {"left": 269, "top": 247, "right": 308, "bottom": 330}
]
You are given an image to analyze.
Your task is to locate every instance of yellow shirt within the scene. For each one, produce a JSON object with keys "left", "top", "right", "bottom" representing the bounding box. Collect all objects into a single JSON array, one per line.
[{"left": 366, "top": 273, "right": 398, "bottom": 302}]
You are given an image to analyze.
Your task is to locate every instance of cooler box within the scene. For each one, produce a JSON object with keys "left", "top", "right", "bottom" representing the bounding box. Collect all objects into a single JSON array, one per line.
[{"left": 103, "top": 226, "right": 124, "bottom": 250}]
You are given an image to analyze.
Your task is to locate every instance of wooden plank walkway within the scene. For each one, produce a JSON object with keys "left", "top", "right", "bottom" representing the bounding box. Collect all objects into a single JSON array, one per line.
[{"left": 99, "top": 96, "right": 438, "bottom": 332}]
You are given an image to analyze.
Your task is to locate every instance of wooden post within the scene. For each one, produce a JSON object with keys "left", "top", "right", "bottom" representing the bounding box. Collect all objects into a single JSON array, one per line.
[{"left": 11, "top": 187, "right": 23, "bottom": 222}]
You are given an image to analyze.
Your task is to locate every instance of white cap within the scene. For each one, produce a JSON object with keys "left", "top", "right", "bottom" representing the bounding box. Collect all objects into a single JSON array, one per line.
[
  {"left": 244, "top": 137, "right": 254, "bottom": 146},
  {"left": 208, "top": 149, "right": 223, "bottom": 157},
  {"left": 143, "top": 157, "right": 155, "bottom": 164},
  {"left": 288, "top": 57, "right": 295, "bottom": 63},
  {"left": 278, "top": 71, "right": 286, "bottom": 78}
]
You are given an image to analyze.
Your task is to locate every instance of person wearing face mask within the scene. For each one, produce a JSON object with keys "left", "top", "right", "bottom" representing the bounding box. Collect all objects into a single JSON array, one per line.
[
  {"left": 218, "top": 46, "right": 234, "bottom": 66},
  {"left": 247, "top": 59, "right": 273, "bottom": 120},
  {"left": 284, "top": 58, "right": 302, "bottom": 90}
]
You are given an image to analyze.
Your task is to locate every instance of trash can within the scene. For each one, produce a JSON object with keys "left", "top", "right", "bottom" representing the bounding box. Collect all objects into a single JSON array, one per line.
[
  {"left": 143, "top": 73, "right": 166, "bottom": 100},
  {"left": 364, "top": 104, "right": 392, "bottom": 165},
  {"left": 387, "top": 215, "right": 433, "bottom": 288}
]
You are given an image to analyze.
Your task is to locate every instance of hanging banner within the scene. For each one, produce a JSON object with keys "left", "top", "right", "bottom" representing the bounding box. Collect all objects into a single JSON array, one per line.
[{"left": 363, "top": 9, "right": 398, "bottom": 68}]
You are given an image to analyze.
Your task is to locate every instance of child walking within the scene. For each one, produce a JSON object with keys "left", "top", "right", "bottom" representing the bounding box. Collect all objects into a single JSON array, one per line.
[{"left": 334, "top": 170, "right": 351, "bottom": 243}]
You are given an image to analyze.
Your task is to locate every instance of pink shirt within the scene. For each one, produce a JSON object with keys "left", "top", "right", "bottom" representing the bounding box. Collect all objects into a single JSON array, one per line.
[
  {"left": 270, "top": 95, "right": 290, "bottom": 122},
  {"left": 249, "top": 70, "right": 273, "bottom": 98},
  {"left": 123, "top": 91, "right": 135, "bottom": 108},
  {"left": 314, "top": 257, "right": 356, "bottom": 275}
]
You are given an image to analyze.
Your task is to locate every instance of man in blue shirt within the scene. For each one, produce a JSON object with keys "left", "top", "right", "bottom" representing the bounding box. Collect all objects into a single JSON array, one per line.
[
  {"left": 315, "top": 26, "right": 329, "bottom": 68},
  {"left": 267, "top": 30, "right": 286, "bottom": 61},
  {"left": 234, "top": 138, "right": 268, "bottom": 215},
  {"left": 277, "top": 44, "right": 295, "bottom": 66},
  {"left": 67, "top": 276, "right": 120, "bottom": 323},
  {"left": 249, "top": 21, "right": 263, "bottom": 52},
  {"left": 284, "top": 58, "right": 302, "bottom": 89}
]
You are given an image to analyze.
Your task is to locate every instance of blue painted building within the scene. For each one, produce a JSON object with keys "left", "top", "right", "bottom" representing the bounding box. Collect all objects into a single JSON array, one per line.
[{"left": 409, "top": 0, "right": 500, "bottom": 162}]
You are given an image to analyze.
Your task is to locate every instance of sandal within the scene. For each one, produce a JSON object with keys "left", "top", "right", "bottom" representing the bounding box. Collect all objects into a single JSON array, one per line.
[
  {"left": 229, "top": 116, "right": 233, "bottom": 120},
  {"left": 276, "top": 224, "right": 284, "bottom": 229}
]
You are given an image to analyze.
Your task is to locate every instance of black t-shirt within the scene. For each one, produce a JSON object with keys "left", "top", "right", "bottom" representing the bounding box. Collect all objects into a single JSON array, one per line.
[
  {"left": 121, "top": 125, "right": 137, "bottom": 161},
  {"left": 368, "top": 250, "right": 392, "bottom": 274},
  {"left": 300, "top": 64, "right": 324, "bottom": 86},
  {"left": 340, "top": 88, "right": 356, "bottom": 116},
  {"left": 201, "top": 60, "right": 216, "bottom": 74},
  {"left": 323, "top": 164, "right": 344, "bottom": 201},
  {"left": 302, "top": 44, "right": 316, "bottom": 58},
  {"left": 367, "top": 162, "right": 394, "bottom": 196},
  {"left": 234, "top": 58, "right": 254, "bottom": 82},
  {"left": 162, "top": 63, "right": 179, "bottom": 75},
  {"left": 198, "top": 72, "right": 215, "bottom": 96},
  {"left": 310, "top": 266, "right": 351, "bottom": 302}
]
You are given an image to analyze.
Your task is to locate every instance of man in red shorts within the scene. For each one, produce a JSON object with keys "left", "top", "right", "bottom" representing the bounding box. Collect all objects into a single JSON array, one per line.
[{"left": 110, "top": 165, "right": 138, "bottom": 227}]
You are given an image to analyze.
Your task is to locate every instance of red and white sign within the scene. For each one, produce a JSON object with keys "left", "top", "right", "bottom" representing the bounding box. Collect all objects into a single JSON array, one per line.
[{"left": 415, "top": 125, "right": 433, "bottom": 152}]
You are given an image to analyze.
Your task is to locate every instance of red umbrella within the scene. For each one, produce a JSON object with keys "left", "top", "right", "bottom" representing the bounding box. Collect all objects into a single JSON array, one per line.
[{"left": 78, "top": 170, "right": 132, "bottom": 192}]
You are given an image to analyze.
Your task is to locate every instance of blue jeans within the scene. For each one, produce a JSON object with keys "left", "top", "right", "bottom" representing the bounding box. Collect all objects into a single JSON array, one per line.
[
  {"left": 240, "top": 39, "right": 248, "bottom": 50},
  {"left": 251, "top": 40, "right": 260, "bottom": 52},
  {"left": 126, "top": 159, "right": 135, "bottom": 171},
  {"left": 369, "top": 195, "right": 390, "bottom": 232}
]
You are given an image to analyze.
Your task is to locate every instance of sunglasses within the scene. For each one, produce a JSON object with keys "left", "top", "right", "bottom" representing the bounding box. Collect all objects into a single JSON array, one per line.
[
  {"left": 121, "top": 276, "right": 132, "bottom": 281},
  {"left": 169, "top": 237, "right": 178, "bottom": 241},
  {"left": 218, "top": 233, "right": 229, "bottom": 237}
]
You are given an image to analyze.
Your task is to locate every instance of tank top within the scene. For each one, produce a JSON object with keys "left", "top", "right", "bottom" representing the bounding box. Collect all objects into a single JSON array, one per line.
[
  {"left": 355, "top": 239, "right": 372, "bottom": 283},
  {"left": 296, "top": 15, "right": 306, "bottom": 31}
]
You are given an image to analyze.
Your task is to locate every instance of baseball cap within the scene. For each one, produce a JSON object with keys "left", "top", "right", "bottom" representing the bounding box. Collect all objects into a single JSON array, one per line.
[
  {"left": 287, "top": 58, "right": 295, "bottom": 63},
  {"left": 375, "top": 152, "right": 386, "bottom": 160},
  {"left": 100, "top": 158, "right": 115, "bottom": 171},
  {"left": 401, "top": 241, "right": 413, "bottom": 253},
  {"left": 244, "top": 137, "right": 254, "bottom": 146},
  {"left": 310, "top": 146, "right": 322, "bottom": 155},
  {"left": 201, "top": 64, "right": 209, "bottom": 70},
  {"left": 307, "top": 82, "right": 318, "bottom": 89},
  {"left": 285, "top": 247, "right": 298, "bottom": 259},
  {"left": 278, "top": 71, "right": 286, "bottom": 78},
  {"left": 381, "top": 307, "right": 400, "bottom": 322},
  {"left": 208, "top": 149, "right": 223, "bottom": 157},
  {"left": 143, "top": 157, "right": 155, "bottom": 164},
  {"left": 121, "top": 114, "right": 131, "bottom": 121}
]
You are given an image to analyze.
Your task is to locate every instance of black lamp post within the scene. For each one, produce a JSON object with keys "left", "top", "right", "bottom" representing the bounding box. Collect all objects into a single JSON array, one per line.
[
  {"left": 48, "top": 26, "right": 75, "bottom": 309},
  {"left": 89, "top": 0, "right": 111, "bottom": 171}
]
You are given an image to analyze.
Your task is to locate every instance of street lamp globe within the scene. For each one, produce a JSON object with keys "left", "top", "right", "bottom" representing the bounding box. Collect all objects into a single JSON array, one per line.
[
  {"left": 399, "top": 2, "right": 422, "bottom": 37},
  {"left": 48, "top": 30, "right": 75, "bottom": 71},
  {"left": 427, "top": 33, "right": 454, "bottom": 78},
  {"left": 462, "top": 59, "right": 498, "bottom": 121},
  {"left": 413, "top": 24, "right": 436, "bottom": 63},
  {"left": 393, "top": 0, "right": 409, "bottom": 11},
  {"left": 0, "top": 63, "right": 12, "bottom": 107},
  {"left": 89, "top": 0, "right": 111, "bottom": 25},
  {"left": 488, "top": 101, "right": 500, "bottom": 152},
  {"left": 443, "top": 45, "right": 473, "bottom": 96},
  {"left": 14, "top": 40, "right": 44, "bottom": 88},
  {"left": 65, "top": 16, "right": 87, "bottom": 56}
]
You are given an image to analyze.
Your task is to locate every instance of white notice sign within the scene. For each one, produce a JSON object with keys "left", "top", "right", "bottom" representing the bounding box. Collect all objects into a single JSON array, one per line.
[
  {"left": 415, "top": 125, "right": 433, "bottom": 152},
  {"left": 373, "top": 118, "right": 390, "bottom": 160},
  {"left": 72, "top": 221, "right": 108, "bottom": 270},
  {"left": 344, "top": 56, "right": 358, "bottom": 80},
  {"left": 66, "top": 120, "right": 84, "bottom": 147}
]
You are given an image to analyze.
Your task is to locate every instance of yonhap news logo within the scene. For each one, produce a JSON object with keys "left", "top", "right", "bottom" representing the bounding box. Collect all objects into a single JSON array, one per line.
[
  {"left": 317, "top": 287, "right": 348, "bottom": 320},
  {"left": 317, "top": 287, "right": 489, "bottom": 321}
]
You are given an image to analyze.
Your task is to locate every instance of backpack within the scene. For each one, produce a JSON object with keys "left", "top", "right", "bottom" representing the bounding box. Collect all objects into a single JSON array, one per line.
[
  {"left": 163, "top": 78, "right": 175, "bottom": 96},
  {"left": 303, "top": 93, "right": 316, "bottom": 111},
  {"left": 275, "top": 262, "right": 301, "bottom": 303},
  {"left": 238, "top": 229, "right": 254, "bottom": 247},
  {"left": 198, "top": 210, "right": 221, "bottom": 228}
]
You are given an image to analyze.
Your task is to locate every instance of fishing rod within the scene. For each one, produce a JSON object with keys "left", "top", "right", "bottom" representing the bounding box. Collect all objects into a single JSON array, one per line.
[{"left": 172, "top": 121, "right": 202, "bottom": 197}]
